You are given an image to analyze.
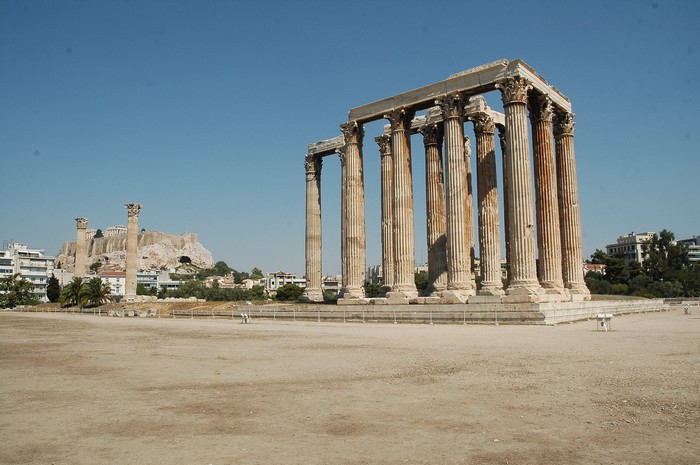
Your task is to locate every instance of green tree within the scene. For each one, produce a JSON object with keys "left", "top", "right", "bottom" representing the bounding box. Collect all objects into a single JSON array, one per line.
[
  {"left": 60, "top": 276, "right": 87, "bottom": 307},
  {"left": 250, "top": 267, "right": 264, "bottom": 280},
  {"left": 0, "top": 273, "right": 38, "bottom": 308},
  {"left": 83, "top": 277, "right": 112, "bottom": 307},
  {"left": 249, "top": 285, "right": 265, "bottom": 300},
  {"left": 94, "top": 229, "right": 104, "bottom": 238},
  {"left": 173, "top": 280, "right": 206, "bottom": 299},
  {"left": 89, "top": 261, "right": 102, "bottom": 273},
  {"left": 643, "top": 230, "right": 690, "bottom": 281},
  {"left": 275, "top": 283, "right": 304, "bottom": 301},
  {"left": 364, "top": 281, "right": 383, "bottom": 298},
  {"left": 46, "top": 274, "right": 61, "bottom": 303},
  {"left": 137, "top": 283, "right": 157, "bottom": 296},
  {"left": 414, "top": 271, "right": 429, "bottom": 296},
  {"left": 232, "top": 269, "right": 250, "bottom": 284}
]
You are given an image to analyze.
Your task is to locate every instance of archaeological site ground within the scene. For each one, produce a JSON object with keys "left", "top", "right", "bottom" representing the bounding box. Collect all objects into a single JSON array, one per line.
[{"left": 1, "top": 309, "right": 698, "bottom": 465}]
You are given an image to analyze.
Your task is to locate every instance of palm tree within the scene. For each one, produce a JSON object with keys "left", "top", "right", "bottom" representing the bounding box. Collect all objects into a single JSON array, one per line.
[
  {"left": 60, "top": 276, "right": 86, "bottom": 308},
  {"left": 83, "top": 277, "right": 112, "bottom": 308}
]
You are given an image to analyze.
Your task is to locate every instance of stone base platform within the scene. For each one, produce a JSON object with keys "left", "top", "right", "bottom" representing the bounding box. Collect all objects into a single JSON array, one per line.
[{"left": 241, "top": 299, "right": 669, "bottom": 325}]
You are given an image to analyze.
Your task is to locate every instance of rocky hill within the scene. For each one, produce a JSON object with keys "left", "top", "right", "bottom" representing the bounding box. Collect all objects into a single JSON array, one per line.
[{"left": 56, "top": 231, "right": 214, "bottom": 272}]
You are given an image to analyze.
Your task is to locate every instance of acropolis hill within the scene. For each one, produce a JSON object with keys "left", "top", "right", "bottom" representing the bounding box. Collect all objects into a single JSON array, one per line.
[{"left": 56, "top": 230, "right": 214, "bottom": 272}]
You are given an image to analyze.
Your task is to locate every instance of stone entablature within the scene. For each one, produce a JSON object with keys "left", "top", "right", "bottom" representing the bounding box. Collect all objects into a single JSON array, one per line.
[{"left": 303, "top": 58, "right": 590, "bottom": 304}]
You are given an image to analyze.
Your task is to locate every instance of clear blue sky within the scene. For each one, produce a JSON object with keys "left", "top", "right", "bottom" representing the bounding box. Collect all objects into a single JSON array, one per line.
[{"left": 1, "top": 0, "right": 698, "bottom": 277}]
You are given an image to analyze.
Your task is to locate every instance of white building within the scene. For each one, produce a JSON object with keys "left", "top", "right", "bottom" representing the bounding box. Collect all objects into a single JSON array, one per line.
[
  {"left": 265, "top": 271, "right": 306, "bottom": 296},
  {"left": 99, "top": 270, "right": 180, "bottom": 296},
  {"left": 0, "top": 243, "right": 55, "bottom": 302},
  {"left": 678, "top": 236, "right": 700, "bottom": 263},
  {"left": 606, "top": 232, "right": 656, "bottom": 265},
  {"left": 100, "top": 271, "right": 126, "bottom": 296}
]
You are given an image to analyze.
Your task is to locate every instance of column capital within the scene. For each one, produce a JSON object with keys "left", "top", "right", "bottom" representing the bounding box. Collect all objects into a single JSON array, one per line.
[
  {"left": 383, "top": 107, "right": 415, "bottom": 132},
  {"left": 553, "top": 111, "right": 575, "bottom": 138},
  {"left": 340, "top": 120, "right": 364, "bottom": 145},
  {"left": 125, "top": 203, "right": 142, "bottom": 218},
  {"left": 375, "top": 134, "right": 392, "bottom": 157},
  {"left": 418, "top": 122, "right": 443, "bottom": 148},
  {"left": 435, "top": 93, "right": 464, "bottom": 120},
  {"left": 528, "top": 94, "right": 554, "bottom": 123},
  {"left": 497, "top": 77, "right": 532, "bottom": 105},
  {"left": 468, "top": 112, "right": 496, "bottom": 136},
  {"left": 305, "top": 153, "right": 322, "bottom": 180},
  {"left": 75, "top": 217, "right": 88, "bottom": 229}
]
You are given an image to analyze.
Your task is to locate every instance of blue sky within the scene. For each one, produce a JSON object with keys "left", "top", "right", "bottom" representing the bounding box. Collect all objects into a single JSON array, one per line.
[{"left": 1, "top": 0, "right": 698, "bottom": 277}]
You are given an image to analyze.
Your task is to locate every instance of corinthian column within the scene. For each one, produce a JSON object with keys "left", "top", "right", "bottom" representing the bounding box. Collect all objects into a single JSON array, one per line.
[
  {"left": 376, "top": 133, "right": 395, "bottom": 293},
  {"left": 384, "top": 108, "right": 418, "bottom": 300},
  {"left": 463, "top": 135, "right": 475, "bottom": 282},
  {"left": 124, "top": 203, "right": 142, "bottom": 299},
  {"left": 497, "top": 78, "right": 543, "bottom": 302},
  {"left": 419, "top": 122, "right": 447, "bottom": 294},
  {"left": 302, "top": 154, "right": 324, "bottom": 302},
  {"left": 74, "top": 217, "right": 88, "bottom": 278},
  {"left": 529, "top": 94, "right": 566, "bottom": 296},
  {"left": 436, "top": 93, "right": 474, "bottom": 302},
  {"left": 554, "top": 111, "right": 591, "bottom": 300},
  {"left": 497, "top": 125, "right": 510, "bottom": 286},
  {"left": 468, "top": 112, "right": 504, "bottom": 295},
  {"left": 338, "top": 121, "right": 366, "bottom": 300}
]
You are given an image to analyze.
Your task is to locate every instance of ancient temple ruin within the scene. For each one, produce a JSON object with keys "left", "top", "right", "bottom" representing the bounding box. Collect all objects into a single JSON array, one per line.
[{"left": 303, "top": 59, "right": 590, "bottom": 305}]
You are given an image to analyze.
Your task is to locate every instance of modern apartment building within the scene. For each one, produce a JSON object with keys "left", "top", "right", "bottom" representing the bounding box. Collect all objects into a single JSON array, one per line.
[
  {"left": 0, "top": 243, "right": 55, "bottom": 302},
  {"left": 605, "top": 232, "right": 656, "bottom": 265},
  {"left": 677, "top": 236, "right": 700, "bottom": 263}
]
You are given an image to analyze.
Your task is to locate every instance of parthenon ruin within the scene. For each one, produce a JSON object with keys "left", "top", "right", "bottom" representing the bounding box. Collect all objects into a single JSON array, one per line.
[{"left": 303, "top": 59, "right": 590, "bottom": 305}]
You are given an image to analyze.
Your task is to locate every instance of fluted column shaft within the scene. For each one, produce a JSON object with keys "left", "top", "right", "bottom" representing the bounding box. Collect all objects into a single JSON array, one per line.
[
  {"left": 125, "top": 203, "right": 142, "bottom": 297},
  {"left": 554, "top": 111, "right": 590, "bottom": 298},
  {"left": 469, "top": 113, "right": 504, "bottom": 294},
  {"left": 384, "top": 108, "right": 417, "bottom": 298},
  {"left": 420, "top": 123, "right": 447, "bottom": 293},
  {"left": 376, "top": 134, "right": 395, "bottom": 291},
  {"left": 498, "top": 78, "right": 542, "bottom": 298},
  {"left": 437, "top": 94, "right": 474, "bottom": 298},
  {"left": 463, "top": 135, "right": 475, "bottom": 281},
  {"left": 339, "top": 122, "right": 366, "bottom": 299},
  {"left": 74, "top": 217, "right": 88, "bottom": 278},
  {"left": 303, "top": 154, "right": 324, "bottom": 302},
  {"left": 497, "top": 125, "right": 510, "bottom": 285},
  {"left": 529, "top": 95, "right": 565, "bottom": 293}
]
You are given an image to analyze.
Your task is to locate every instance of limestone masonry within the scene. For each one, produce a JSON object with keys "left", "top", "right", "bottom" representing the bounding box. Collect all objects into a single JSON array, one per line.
[
  {"left": 57, "top": 230, "right": 214, "bottom": 272},
  {"left": 303, "top": 58, "right": 590, "bottom": 305}
]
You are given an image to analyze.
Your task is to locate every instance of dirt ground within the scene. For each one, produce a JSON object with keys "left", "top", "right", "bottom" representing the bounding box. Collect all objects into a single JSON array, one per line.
[{"left": 0, "top": 309, "right": 698, "bottom": 465}]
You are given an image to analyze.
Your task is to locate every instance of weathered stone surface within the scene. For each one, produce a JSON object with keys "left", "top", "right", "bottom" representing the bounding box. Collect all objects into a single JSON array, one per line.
[{"left": 57, "top": 231, "right": 214, "bottom": 272}]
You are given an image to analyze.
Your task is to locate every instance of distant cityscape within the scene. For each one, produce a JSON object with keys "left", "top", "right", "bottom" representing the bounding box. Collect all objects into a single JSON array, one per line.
[{"left": 2, "top": 231, "right": 697, "bottom": 303}]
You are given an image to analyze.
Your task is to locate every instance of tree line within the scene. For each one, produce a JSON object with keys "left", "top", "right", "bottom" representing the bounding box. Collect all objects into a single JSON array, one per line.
[{"left": 586, "top": 229, "right": 700, "bottom": 297}]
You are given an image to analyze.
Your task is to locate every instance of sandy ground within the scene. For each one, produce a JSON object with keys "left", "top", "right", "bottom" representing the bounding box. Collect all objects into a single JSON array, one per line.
[{"left": 0, "top": 310, "right": 698, "bottom": 465}]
